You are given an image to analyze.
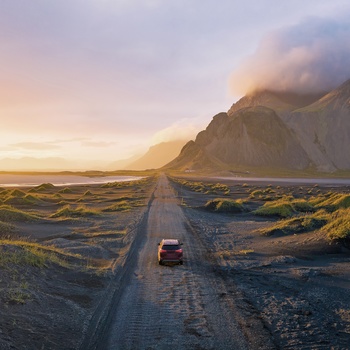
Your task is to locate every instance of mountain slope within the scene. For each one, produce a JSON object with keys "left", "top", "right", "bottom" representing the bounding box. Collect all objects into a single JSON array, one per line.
[
  {"left": 285, "top": 79, "right": 350, "bottom": 171},
  {"left": 126, "top": 140, "right": 187, "bottom": 170},
  {"left": 196, "top": 107, "right": 309, "bottom": 169},
  {"left": 167, "top": 79, "right": 350, "bottom": 173},
  {"left": 228, "top": 90, "right": 324, "bottom": 117}
]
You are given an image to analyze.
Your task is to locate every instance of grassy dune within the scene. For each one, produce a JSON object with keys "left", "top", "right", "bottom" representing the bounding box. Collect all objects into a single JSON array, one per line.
[{"left": 170, "top": 175, "right": 350, "bottom": 242}]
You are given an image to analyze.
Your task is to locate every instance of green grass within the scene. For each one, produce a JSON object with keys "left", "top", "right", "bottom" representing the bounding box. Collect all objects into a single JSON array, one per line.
[
  {"left": 254, "top": 196, "right": 315, "bottom": 218},
  {"left": 310, "top": 193, "right": 350, "bottom": 211},
  {"left": 204, "top": 198, "right": 244, "bottom": 213},
  {"left": 254, "top": 201, "right": 295, "bottom": 218},
  {"left": 0, "top": 205, "right": 40, "bottom": 222},
  {"left": 0, "top": 240, "right": 70, "bottom": 268},
  {"left": 28, "top": 183, "right": 56, "bottom": 193},
  {"left": 323, "top": 208, "right": 350, "bottom": 240},
  {"left": 102, "top": 201, "right": 132, "bottom": 212},
  {"left": 50, "top": 205, "right": 99, "bottom": 218},
  {"left": 259, "top": 210, "right": 329, "bottom": 236},
  {"left": 58, "top": 187, "right": 73, "bottom": 194},
  {"left": 0, "top": 221, "right": 15, "bottom": 234},
  {"left": 169, "top": 177, "right": 230, "bottom": 195}
]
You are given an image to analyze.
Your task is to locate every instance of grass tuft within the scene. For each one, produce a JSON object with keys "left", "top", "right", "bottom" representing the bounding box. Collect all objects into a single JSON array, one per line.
[
  {"left": 58, "top": 187, "right": 73, "bottom": 194},
  {"left": 323, "top": 208, "right": 350, "bottom": 240},
  {"left": 259, "top": 210, "right": 329, "bottom": 236},
  {"left": 0, "top": 205, "right": 39, "bottom": 222},
  {"left": 0, "top": 240, "right": 71, "bottom": 268},
  {"left": 102, "top": 201, "right": 132, "bottom": 212},
  {"left": 50, "top": 205, "right": 99, "bottom": 218},
  {"left": 204, "top": 198, "right": 244, "bottom": 213}
]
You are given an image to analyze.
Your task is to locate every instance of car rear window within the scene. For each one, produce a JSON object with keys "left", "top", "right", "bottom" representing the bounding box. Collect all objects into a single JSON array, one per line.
[{"left": 162, "top": 245, "right": 180, "bottom": 250}]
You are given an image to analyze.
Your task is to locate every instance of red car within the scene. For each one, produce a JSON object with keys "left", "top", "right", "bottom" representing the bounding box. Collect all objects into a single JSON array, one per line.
[{"left": 158, "top": 239, "right": 183, "bottom": 265}]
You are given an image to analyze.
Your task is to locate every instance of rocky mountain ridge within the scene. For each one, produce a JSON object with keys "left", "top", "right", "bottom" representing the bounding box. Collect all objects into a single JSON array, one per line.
[{"left": 166, "top": 79, "right": 350, "bottom": 173}]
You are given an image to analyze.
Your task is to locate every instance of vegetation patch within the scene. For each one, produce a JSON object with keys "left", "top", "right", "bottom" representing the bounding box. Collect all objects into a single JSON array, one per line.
[
  {"left": 169, "top": 177, "right": 230, "bottom": 195},
  {"left": 58, "top": 187, "right": 73, "bottom": 194},
  {"left": 254, "top": 196, "right": 315, "bottom": 218},
  {"left": 204, "top": 198, "right": 244, "bottom": 213},
  {"left": 323, "top": 208, "right": 350, "bottom": 240},
  {"left": 0, "top": 221, "right": 15, "bottom": 235},
  {"left": 259, "top": 210, "right": 329, "bottom": 236},
  {"left": 32, "top": 183, "right": 56, "bottom": 192},
  {"left": 50, "top": 205, "right": 99, "bottom": 218},
  {"left": 254, "top": 201, "right": 295, "bottom": 218},
  {"left": 9, "top": 189, "right": 26, "bottom": 197},
  {"left": 0, "top": 205, "right": 40, "bottom": 222},
  {"left": 102, "top": 201, "right": 132, "bottom": 212},
  {"left": 310, "top": 193, "right": 350, "bottom": 211},
  {"left": 101, "top": 176, "right": 152, "bottom": 189},
  {"left": 0, "top": 240, "right": 70, "bottom": 268}
]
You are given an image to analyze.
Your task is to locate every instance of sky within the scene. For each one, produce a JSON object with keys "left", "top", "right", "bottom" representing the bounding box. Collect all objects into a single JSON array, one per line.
[{"left": 1, "top": 0, "right": 350, "bottom": 170}]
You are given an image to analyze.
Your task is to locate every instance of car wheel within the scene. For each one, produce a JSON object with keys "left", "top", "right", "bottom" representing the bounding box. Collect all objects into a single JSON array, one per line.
[
  {"left": 179, "top": 261, "right": 183, "bottom": 265},
  {"left": 159, "top": 260, "right": 163, "bottom": 265}
]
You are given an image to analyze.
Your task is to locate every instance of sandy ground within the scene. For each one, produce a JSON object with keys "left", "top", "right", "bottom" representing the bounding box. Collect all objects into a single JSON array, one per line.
[
  {"left": 0, "top": 178, "right": 155, "bottom": 350},
  {"left": 175, "top": 176, "right": 350, "bottom": 349},
  {"left": 1, "top": 174, "right": 350, "bottom": 349}
]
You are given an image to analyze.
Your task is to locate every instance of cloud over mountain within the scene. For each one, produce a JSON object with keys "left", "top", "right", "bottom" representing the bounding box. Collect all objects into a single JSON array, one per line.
[{"left": 230, "top": 15, "right": 350, "bottom": 95}]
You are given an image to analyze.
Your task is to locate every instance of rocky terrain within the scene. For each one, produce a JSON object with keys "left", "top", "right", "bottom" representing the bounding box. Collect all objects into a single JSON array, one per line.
[{"left": 166, "top": 79, "right": 350, "bottom": 173}]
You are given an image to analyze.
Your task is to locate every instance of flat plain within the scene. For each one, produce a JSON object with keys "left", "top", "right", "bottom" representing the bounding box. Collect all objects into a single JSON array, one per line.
[{"left": 0, "top": 174, "right": 349, "bottom": 349}]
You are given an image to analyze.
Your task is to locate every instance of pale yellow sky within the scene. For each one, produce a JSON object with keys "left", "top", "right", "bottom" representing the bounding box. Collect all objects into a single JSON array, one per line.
[{"left": 1, "top": 0, "right": 349, "bottom": 170}]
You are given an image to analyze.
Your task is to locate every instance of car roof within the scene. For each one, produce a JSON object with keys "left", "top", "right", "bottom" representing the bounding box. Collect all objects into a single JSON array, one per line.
[{"left": 162, "top": 239, "right": 180, "bottom": 245}]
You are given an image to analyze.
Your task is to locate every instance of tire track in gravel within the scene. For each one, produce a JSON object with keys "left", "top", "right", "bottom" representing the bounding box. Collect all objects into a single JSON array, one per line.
[{"left": 102, "top": 174, "right": 249, "bottom": 350}]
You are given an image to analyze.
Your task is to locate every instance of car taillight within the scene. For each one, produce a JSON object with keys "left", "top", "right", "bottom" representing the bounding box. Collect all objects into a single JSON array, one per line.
[
  {"left": 175, "top": 249, "right": 183, "bottom": 255},
  {"left": 160, "top": 249, "right": 167, "bottom": 253}
]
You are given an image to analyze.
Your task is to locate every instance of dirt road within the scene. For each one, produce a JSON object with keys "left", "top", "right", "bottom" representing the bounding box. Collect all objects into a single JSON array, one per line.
[{"left": 96, "top": 174, "right": 250, "bottom": 350}]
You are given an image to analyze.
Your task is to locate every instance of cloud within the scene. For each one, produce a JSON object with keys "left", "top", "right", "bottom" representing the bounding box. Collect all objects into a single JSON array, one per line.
[
  {"left": 81, "top": 141, "right": 117, "bottom": 148},
  {"left": 10, "top": 142, "right": 60, "bottom": 150},
  {"left": 229, "top": 15, "right": 350, "bottom": 95}
]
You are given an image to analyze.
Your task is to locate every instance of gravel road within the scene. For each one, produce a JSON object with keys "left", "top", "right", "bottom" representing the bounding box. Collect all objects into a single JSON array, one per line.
[{"left": 100, "top": 174, "right": 250, "bottom": 350}]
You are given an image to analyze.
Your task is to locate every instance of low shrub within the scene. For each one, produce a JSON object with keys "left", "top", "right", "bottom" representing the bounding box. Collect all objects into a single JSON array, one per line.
[
  {"left": 254, "top": 202, "right": 295, "bottom": 218},
  {"left": 292, "top": 199, "right": 315, "bottom": 213},
  {"left": 0, "top": 240, "right": 71, "bottom": 268},
  {"left": 0, "top": 205, "right": 39, "bottom": 222},
  {"left": 50, "top": 205, "right": 99, "bottom": 218},
  {"left": 260, "top": 210, "right": 329, "bottom": 236},
  {"left": 0, "top": 221, "right": 15, "bottom": 235},
  {"left": 205, "top": 198, "right": 244, "bottom": 213},
  {"left": 102, "top": 201, "right": 132, "bottom": 212},
  {"left": 58, "top": 187, "right": 73, "bottom": 194},
  {"left": 323, "top": 208, "right": 350, "bottom": 240},
  {"left": 34, "top": 183, "right": 56, "bottom": 192},
  {"left": 311, "top": 193, "right": 350, "bottom": 211}
]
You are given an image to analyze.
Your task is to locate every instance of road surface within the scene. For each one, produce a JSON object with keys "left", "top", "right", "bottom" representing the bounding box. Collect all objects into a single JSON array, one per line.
[{"left": 100, "top": 175, "right": 250, "bottom": 349}]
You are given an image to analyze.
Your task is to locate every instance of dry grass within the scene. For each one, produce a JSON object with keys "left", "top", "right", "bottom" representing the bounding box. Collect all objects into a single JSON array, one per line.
[
  {"left": 204, "top": 198, "right": 244, "bottom": 213},
  {"left": 50, "top": 205, "right": 100, "bottom": 218},
  {"left": 323, "top": 208, "right": 350, "bottom": 240},
  {"left": 0, "top": 205, "right": 40, "bottom": 222}
]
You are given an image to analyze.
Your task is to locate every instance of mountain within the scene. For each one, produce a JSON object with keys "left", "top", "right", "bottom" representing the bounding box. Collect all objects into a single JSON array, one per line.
[
  {"left": 107, "top": 154, "right": 141, "bottom": 170},
  {"left": 227, "top": 90, "right": 324, "bottom": 117},
  {"left": 125, "top": 140, "right": 187, "bottom": 170},
  {"left": 285, "top": 79, "right": 350, "bottom": 172},
  {"left": 166, "top": 79, "right": 350, "bottom": 173}
]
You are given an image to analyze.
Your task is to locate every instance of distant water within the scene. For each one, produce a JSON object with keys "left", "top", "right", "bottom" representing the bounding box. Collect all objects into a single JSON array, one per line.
[
  {"left": 213, "top": 176, "right": 350, "bottom": 186},
  {"left": 0, "top": 174, "right": 143, "bottom": 188}
]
